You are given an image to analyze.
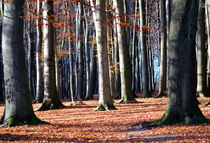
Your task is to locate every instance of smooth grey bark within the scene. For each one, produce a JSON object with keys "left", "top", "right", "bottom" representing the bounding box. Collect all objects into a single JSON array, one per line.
[
  {"left": 157, "top": 0, "right": 167, "bottom": 97},
  {"left": 0, "top": 2, "right": 4, "bottom": 103},
  {"left": 91, "top": 0, "right": 116, "bottom": 111},
  {"left": 38, "top": 0, "right": 65, "bottom": 111},
  {"left": 156, "top": 0, "right": 209, "bottom": 125},
  {"left": 75, "top": 3, "right": 84, "bottom": 100},
  {"left": 139, "top": 0, "right": 151, "bottom": 98},
  {"left": 196, "top": 0, "right": 208, "bottom": 97},
  {"left": 206, "top": 0, "right": 210, "bottom": 94},
  {"left": 1, "top": 0, "right": 43, "bottom": 127},
  {"left": 34, "top": 0, "right": 44, "bottom": 103},
  {"left": 113, "top": 0, "right": 136, "bottom": 103}
]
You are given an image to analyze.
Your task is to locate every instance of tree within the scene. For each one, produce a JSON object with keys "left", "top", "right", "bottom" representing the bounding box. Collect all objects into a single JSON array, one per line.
[
  {"left": 196, "top": 0, "right": 208, "bottom": 98},
  {"left": 155, "top": 0, "right": 209, "bottom": 124},
  {"left": 139, "top": 0, "right": 151, "bottom": 98},
  {"left": 206, "top": 0, "right": 210, "bottom": 94},
  {"left": 91, "top": 0, "right": 116, "bottom": 111},
  {"left": 38, "top": 0, "right": 65, "bottom": 110},
  {"left": 0, "top": 0, "right": 4, "bottom": 103},
  {"left": 157, "top": 0, "right": 167, "bottom": 97},
  {"left": 0, "top": 0, "right": 43, "bottom": 127},
  {"left": 113, "top": 0, "right": 136, "bottom": 103},
  {"left": 34, "top": 0, "right": 44, "bottom": 103}
]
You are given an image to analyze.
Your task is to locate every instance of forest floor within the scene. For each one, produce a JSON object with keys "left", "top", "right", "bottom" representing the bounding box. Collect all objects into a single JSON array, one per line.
[{"left": 0, "top": 97, "right": 210, "bottom": 142}]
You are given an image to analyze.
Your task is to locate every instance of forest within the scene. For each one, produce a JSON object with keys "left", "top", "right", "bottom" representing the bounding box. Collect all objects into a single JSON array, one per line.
[{"left": 0, "top": 0, "right": 210, "bottom": 142}]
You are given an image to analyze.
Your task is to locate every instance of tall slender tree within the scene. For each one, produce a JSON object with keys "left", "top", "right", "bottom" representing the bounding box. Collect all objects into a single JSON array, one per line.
[
  {"left": 157, "top": 0, "right": 167, "bottom": 97},
  {"left": 139, "top": 0, "right": 151, "bottom": 98},
  {"left": 0, "top": 0, "right": 43, "bottom": 126},
  {"left": 113, "top": 0, "right": 136, "bottom": 103},
  {"left": 196, "top": 0, "right": 208, "bottom": 98},
  {"left": 34, "top": 0, "right": 44, "bottom": 103},
  {"left": 91, "top": 0, "right": 116, "bottom": 111},
  {"left": 38, "top": 0, "right": 65, "bottom": 110}
]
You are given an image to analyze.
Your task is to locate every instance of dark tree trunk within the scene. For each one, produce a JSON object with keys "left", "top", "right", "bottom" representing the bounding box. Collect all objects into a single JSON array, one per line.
[
  {"left": 196, "top": 0, "right": 208, "bottom": 97},
  {"left": 156, "top": 0, "right": 209, "bottom": 125},
  {"left": 1, "top": 0, "right": 44, "bottom": 127}
]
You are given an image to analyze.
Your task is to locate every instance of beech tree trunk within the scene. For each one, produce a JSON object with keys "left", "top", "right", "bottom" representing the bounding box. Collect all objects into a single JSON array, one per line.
[
  {"left": 157, "top": 0, "right": 167, "bottom": 97},
  {"left": 38, "top": 0, "right": 64, "bottom": 111},
  {"left": 91, "top": 0, "right": 116, "bottom": 111},
  {"left": 139, "top": 0, "right": 151, "bottom": 98},
  {"left": 34, "top": 0, "right": 44, "bottom": 103},
  {"left": 206, "top": 0, "right": 210, "bottom": 94},
  {"left": 1, "top": 0, "right": 43, "bottom": 127},
  {"left": 113, "top": 0, "right": 136, "bottom": 103},
  {"left": 196, "top": 0, "right": 208, "bottom": 97},
  {"left": 156, "top": 0, "right": 209, "bottom": 125}
]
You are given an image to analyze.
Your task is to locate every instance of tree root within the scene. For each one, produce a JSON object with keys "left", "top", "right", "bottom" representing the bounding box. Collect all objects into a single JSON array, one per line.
[
  {"left": 94, "top": 104, "right": 117, "bottom": 111},
  {"left": 0, "top": 114, "right": 48, "bottom": 127},
  {"left": 196, "top": 92, "right": 207, "bottom": 98},
  {"left": 37, "top": 102, "right": 66, "bottom": 111},
  {"left": 132, "top": 111, "right": 210, "bottom": 129},
  {"left": 118, "top": 99, "right": 138, "bottom": 104},
  {"left": 154, "top": 91, "right": 167, "bottom": 98},
  {"left": 204, "top": 101, "right": 210, "bottom": 106}
]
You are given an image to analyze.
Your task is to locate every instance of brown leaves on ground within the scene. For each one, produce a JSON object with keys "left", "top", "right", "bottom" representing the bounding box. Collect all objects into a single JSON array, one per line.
[{"left": 0, "top": 98, "right": 210, "bottom": 142}]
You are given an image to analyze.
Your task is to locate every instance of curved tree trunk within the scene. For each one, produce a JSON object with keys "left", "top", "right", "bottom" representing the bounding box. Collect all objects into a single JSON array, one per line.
[
  {"left": 1, "top": 0, "right": 44, "bottom": 127},
  {"left": 38, "top": 0, "right": 65, "bottom": 111}
]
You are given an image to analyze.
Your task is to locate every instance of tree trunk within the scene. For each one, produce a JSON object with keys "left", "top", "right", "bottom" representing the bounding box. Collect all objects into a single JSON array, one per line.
[
  {"left": 1, "top": 0, "right": 43, "bottom": 127},
  {"left": 91, "top": 0, "right": 116, "bottom": 111},
  {"left": 157, "top": 0, "right": 167, "bottom": 97},
  {"left": 34, "top": 0, "right": 44, "bottom": 103},
  {"left": 75, "top": 3, "right": 84, "bottom": 100},
  {"left": 38, "top": 0, "right": 65, "bottom": 111},
  {"left": 196, "top": 0, "right": 208, "bottom": 97},
  {"left": 113, "top": 0, "right": 136, "bottom": 103},
  {"left": 156, "top": 0, "right": 209, "bottom": 125},
  {"left": 139, "top": 0, "right": 151, "bottom": 98},
  {"left": 0, "top": 3, "right": 4, "bottom": 103},
  {"left": 206, "top": 0, "right": 210, "bottom": 94}
]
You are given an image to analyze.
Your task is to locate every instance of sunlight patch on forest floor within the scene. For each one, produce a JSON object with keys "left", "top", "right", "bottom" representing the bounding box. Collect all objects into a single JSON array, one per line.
[{"left": 0, "top": 97, "right": 209, "bottom": 142}]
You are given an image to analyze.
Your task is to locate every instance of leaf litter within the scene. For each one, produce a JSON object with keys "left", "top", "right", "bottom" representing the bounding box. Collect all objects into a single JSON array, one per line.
[{"left": 0, "top": 97, "right": 209, "bottom": 142}]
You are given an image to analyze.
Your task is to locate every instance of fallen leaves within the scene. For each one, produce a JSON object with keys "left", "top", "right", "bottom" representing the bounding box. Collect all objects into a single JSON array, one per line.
[{"left": 0, "top": 97, "right": 209, "bottom": 142}]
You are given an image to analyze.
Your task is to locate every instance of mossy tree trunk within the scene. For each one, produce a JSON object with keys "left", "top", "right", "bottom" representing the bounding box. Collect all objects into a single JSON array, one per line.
[
  {"left": 196, "top": 0, "right": 208, "bottom": 98},
  {"left": 156, "top": 0, "right": 209, "bottom": 125},
  {"left": 113, "top": 0, "right": 136, "bottom": 103},
  {"left": 38, "top": 0, "right": 65, "bottom": 111},
  {"left": 1, "top": 0, "right": 44, "bottom": 127},
  {"left": 91, "top": 0, "right": 116, "bottom": 111}
]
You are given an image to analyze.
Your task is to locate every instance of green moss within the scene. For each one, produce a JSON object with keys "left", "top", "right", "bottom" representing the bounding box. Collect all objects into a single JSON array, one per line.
[{"left": 1, "top": 114, "right": 47, "bottom": 127}]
